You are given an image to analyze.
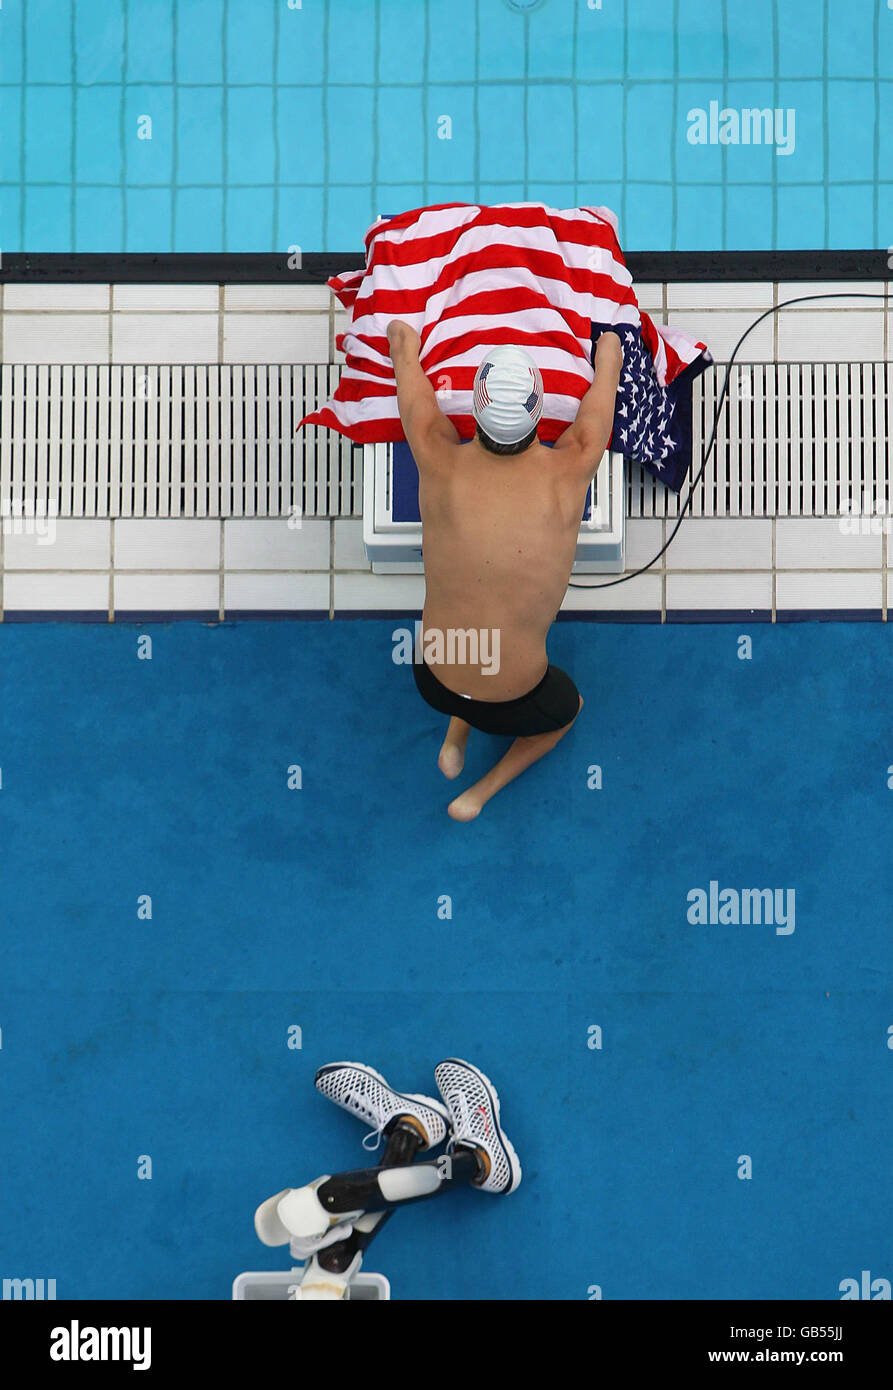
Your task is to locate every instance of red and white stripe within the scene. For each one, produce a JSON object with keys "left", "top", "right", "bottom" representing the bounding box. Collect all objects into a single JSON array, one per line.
[{"left": 301, "top": 202, "right": 708, "bottom": 445}]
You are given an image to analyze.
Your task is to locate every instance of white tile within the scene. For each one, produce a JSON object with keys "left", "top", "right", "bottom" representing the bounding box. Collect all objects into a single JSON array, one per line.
[
  {"left": 334, "top": 310, "right": 350, "bottom": 364},
  {"left": 776, "top": 281, "right": 886, "bottom": 306},
  {"left": 113, "top": 284, "right": 219, "bottom": 311},
  {"left": 666, "top": 311, "right": 773, "bottom": 362},
  {"left": 114, "top": 519, "right": 220, "bottom": 569},
  {"left": 334, "top": 519, "right": 370, "bottom": 569},
  {"left": 224, "top": 518, "right": 330, "bottom": 570},
  {"left": 223, "top": 312, "right": 329, "bottom": 364},
  {"left": 635, "top": 283, "right": 664, "bottom": 310},
  {"left": 114, "top": 573, "right": 220, "bottom": 611},
  {"left": 3, "top": 284, "right": 110, "bottom": 310},
  {"left": 666, "top": 282, "right": 774, "bottom": 310},
  {"left": 3, "top": 519, "right": 111, "bottom": 570},
  {"left": 666, "top": 518, "right": 773, "bottom": 570},
  {"left": 3, "top": 314, "right": 110, "bottom": 364},
  {"left": 776, "top": 310, "right": 884, "bottom": 362},
  {"left": 333, "top": 572, "right": 426, "bottom": 610},
  {"left": 666, "top": 572, "right": 772, "bottom": 610},
  {"left": 560, "top": 571, "right": 662, "bottom": 611},
  {"left": 625, "top": 518, "right": 664, "bottom": 570},
  {"left": 775, "top": 517, "right": 882, "bottom": 569},
  {"left": 224, "top": 573, "right": 329, "bottom": 610},
  {"left": 3, "top": 572, "right": 109, "bottom": 611},
  {"left": 224, "top": 284, "right": 333, "bottom": 311},
  {"left": 887, "top": 312, "right": 893, "bottom": 360},
  {"left": 112, "top": 313, "right": 218, "bottom": 363},
  {"left": 775, "top": 571, "right": 882, "bottom": 610}
]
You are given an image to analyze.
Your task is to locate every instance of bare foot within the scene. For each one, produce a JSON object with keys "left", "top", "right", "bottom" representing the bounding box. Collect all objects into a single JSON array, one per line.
[
  {"left": 447, "top": 695, "right": 583, "bottom": 820},
  {"left": 438, "top": 716, "right": 471, "bottom": 780},
  {"left": 447, "top": 791, "right": 481, "bottom": 821},
  {"left": 438, "top": 744, "right": 465, "bottom": 779}
]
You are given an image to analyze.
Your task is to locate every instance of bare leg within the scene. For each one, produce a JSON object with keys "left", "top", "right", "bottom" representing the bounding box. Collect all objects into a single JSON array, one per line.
[
  {"left": 448, "top": 695, "right": 583, "bottom": 821},
  {"left": 438, "top": 716, "right": 472, "bottom": 779}
]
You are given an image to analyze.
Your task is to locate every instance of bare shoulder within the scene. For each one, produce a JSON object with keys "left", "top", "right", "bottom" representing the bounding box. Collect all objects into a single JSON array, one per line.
[
  {"left": 550, "top": 423, "right": 609, "bottom": 489},
  {"left": 409, "top": 417, "right": 465, "bottom": 474},
  {"left": 546, "top": 433, "right": 596, "bottom": 481}
]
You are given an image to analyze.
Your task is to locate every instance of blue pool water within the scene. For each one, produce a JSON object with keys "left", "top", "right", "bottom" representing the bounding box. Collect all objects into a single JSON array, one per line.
[
  {"left": 0, "top": 0, "right": 890, "bottom": 254},
  {"left": 0, "top": 619, "right": 890, "bottom": 1299}
]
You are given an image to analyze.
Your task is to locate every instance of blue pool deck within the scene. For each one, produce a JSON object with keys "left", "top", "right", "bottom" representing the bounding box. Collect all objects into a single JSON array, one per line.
[
  {"left": 0, "top": 619, "right": 890, "bottom": 1299},
  {"left": 0, "top": 0, "right": 891, "bottom": 253}
]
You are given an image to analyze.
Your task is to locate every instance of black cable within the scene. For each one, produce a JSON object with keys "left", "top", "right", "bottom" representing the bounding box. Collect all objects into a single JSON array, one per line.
[{"left": 567, "top": 292, "right": 888, "bottom": 589}]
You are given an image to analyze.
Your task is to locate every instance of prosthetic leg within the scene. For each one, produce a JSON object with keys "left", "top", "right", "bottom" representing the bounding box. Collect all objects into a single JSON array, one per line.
[
  {"left": 299, "top": 1119, "right": 423, "bottom": 1298},
  {"left": 250, "top": 1058, "right": 521, "bottom": 1299},
  {"left": 255, "top": 1062, "right": 453, "bottom": 1299}
]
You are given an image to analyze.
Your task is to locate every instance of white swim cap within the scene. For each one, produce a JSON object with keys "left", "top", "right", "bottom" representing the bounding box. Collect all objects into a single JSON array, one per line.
[{"left": 472, "top": 345, "right": 544, "bottom": 445}]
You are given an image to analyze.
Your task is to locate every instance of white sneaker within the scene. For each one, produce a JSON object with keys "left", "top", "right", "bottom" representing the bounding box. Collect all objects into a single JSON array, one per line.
[
  {"left": 315, "top": 1061, "right": 450, "bottom": 1152},
  {"left": 434, "top": 1058, "right": 522, "bottom": 1194}
]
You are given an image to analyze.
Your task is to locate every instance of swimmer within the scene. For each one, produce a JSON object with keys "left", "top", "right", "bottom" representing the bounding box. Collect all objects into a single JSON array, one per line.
[{"left": 387, "top": 323, "right": 623, "bottom": 820}]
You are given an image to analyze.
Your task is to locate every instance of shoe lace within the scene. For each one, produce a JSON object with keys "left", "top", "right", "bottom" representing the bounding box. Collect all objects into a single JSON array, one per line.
[
  {"left": 362, "top": 1122, "right": 386, "bottom": 1153},
  {"left": 448, "top": 1087, "right": 472, "bottom": 1147},
  {"left": 342, "top": 1087, "right": 387, "bottom": 1151}
]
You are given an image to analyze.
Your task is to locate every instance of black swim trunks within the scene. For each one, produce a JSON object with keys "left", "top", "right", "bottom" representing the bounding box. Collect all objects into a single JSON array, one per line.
[{"left": 413, "top": 658, "right": 580, "bottom": 737}]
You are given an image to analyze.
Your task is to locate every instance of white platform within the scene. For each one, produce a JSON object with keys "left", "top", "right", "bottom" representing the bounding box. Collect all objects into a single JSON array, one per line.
[
  {"left": 232, "top": 1268, "right": 390, "bottom": 1300},
  {"left": 362, "top": 441, "right": 626, "bottom": 573}
]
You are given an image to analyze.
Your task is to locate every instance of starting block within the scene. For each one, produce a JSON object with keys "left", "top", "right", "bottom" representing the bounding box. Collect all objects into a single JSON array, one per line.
[{"left": 363, "top": 440, "right": 625, "bottom": 573}]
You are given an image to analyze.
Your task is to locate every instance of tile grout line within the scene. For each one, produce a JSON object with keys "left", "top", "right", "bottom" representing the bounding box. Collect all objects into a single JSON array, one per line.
[
  {"left": 883, "top": 502, "right": 888, "bottom": 623},
  {"left": 879, "top": 279, "right": 884, "bottom": 622},
  {"left": 1, "top": 562, "right": 886, "bottom": 575},
  {"left": 879, "top": 279, "right": 884, "bottom": 628},
  {"left": 4, "top": 307, "right": 334, "bottom": 315},
  {"left": 219, "top": 518, "right": 225, "bottom": 621},
  {"left": 329, "top": 518, "right": 335, "bottom": 619},
  {"left": 109, "top": 517, "right": 115, "bottom": 622},
  {"left": 660, "top": 516, "right": 667, "bottom": 622}
]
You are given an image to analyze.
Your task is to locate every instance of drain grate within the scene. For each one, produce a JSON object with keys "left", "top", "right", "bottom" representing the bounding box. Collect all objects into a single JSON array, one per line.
[
  {"left": 0, "top": 363, "right": 359, "bottom": 520},
  {"left": 0, "top": 362, "right": 887, "bottom": 521},
  {"left": 633, "top": 362, "right": 890, "bottom": 519}
]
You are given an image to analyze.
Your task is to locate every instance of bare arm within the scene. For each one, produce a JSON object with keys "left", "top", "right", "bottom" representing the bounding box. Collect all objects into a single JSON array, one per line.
[
  {"left": 387, "top": 320, "right": 460, "bottom": 466},
  {"left": 553, "top": 331, "right": 623, "bottom": 479}
]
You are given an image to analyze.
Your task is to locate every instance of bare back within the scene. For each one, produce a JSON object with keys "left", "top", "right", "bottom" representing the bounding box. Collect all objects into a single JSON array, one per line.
[{"left": 419, "top": 437, "right": 590, "bottom": 700}]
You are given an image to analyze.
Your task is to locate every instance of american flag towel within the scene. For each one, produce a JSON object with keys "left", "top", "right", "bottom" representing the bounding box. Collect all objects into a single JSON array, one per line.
[{"left": 300, "top": 202, "right": 712, "bottom": 491}]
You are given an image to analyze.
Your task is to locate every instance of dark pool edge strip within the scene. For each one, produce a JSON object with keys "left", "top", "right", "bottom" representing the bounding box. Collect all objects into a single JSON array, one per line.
[
  {"left": 768, "top": 608, "right": 885, "bottom": 623},
  {"left": 0, "top": 607, "right": 886, "bottom": 624},
  {"left": 0, "top": 250, "right": 888, "bottom": 284}
]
